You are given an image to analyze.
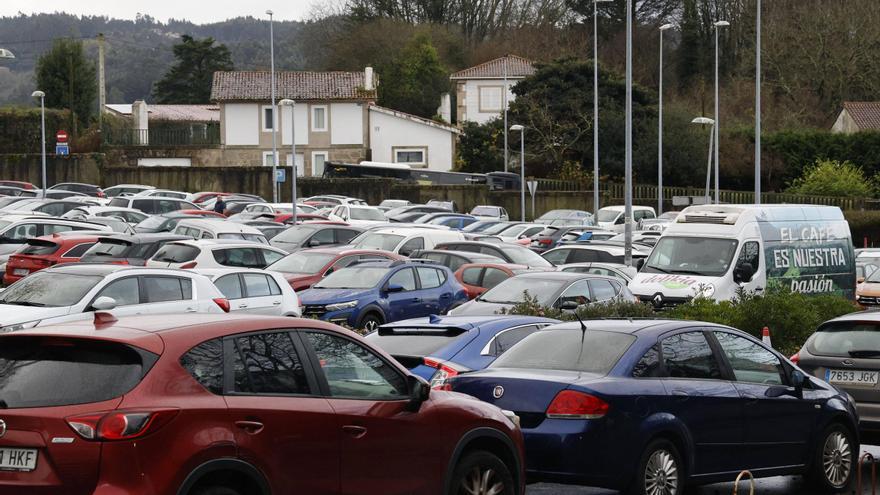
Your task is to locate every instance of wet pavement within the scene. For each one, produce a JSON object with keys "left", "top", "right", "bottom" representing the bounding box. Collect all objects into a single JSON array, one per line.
[{"left": 527, "top": 444, "right": 880, "bottom": 494}]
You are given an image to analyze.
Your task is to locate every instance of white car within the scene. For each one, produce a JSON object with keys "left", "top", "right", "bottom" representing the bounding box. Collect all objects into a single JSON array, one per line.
[
  {"left": 0, "top": 264, "right": 227, "bottom": 331},
  {"left": 351, "top": 227, "right": 465, "bottom": 256},
  {"left": 147, "top": 239, "right": 288, "bottom": 269},
  {"left": 470, "top": 205, "right": 510, "bottom": 221},
  {"left": 131, "top": 189, "right": 190, "bottom": 200},
  {"left": 596, "top": 205, "right": 656, "bottom": 232},
  {"left": 0, "top": 215, "right": 114, "bottom": 270},
  {"left": 304, "top": 195, "right": 367, "bottom": 206},
  {"left": 62, "top": 206, "right": 149, "bottom": 225},
  {"left": 327, "top": 205, "right": 387, "bottom": 225},
  {"left": 196, "top": 268, "right": 300, "bottom": 316},
  {"left": 173, "top": 218, "right": 269, "bottom": 244},
  {"left": 103, "top": 184, "right": 155, "bottom": 197}
]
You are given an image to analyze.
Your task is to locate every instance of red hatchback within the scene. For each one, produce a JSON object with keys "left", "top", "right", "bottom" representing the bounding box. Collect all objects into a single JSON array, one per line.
[
  {"left": 0, "top": 314, "right": 524, "bottom": 495},
  {"left": 3, "top": 234, "right": 99, "bottom": 285},
  {"left": 454, "top": 263, "right": 539, "bottom": 299},
  {"left": 266, "top": 247, "right": 404, "bottom": 291}
]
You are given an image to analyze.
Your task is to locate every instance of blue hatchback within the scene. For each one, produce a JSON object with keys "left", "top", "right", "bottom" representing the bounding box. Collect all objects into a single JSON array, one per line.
[
  {"left": 298, "top": 260, "right": 468, "bottom": 332},
  {"left": 365, "top": 315, "right": 559, "bottom": 388},
  {"left": 451, "top": 320, "right": 860, "bottom": 494}
]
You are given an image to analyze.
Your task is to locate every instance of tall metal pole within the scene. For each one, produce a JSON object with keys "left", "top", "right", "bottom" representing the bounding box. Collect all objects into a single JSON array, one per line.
[
  {"left": 98, "top": 33, "right": 106, "bottom": 128},
  {"left": 657, "top": 26, "right": 668, "bottom": 215},
  {"left": 291, "top": 101, "right": 297, "bottom": 224},
  {"left": 39, "top": 95, "right": 46, "bottom": 199},
  {"left": 705, "top": 125, "right": 714, "bottom": 203},
  {"left": 503, "top": 58, "right": 509, "bottom": 173},
  {"left": 520, "top": 129, "right": 526, "bottom": 221},
  {"left": 624, "top": 0, "right": 633, "bottom": 267},
  {"left": 592, "top": 0, "right": 600, "bottom": 216},
  {"left": 713, "top": 21, "right": 729, "bottom": 204},
  {"left": 755, "top": 0, "right": 762, "bottom": 205},
  {"left": 267, "top": 10, "right": 278, "bottom": 204}
]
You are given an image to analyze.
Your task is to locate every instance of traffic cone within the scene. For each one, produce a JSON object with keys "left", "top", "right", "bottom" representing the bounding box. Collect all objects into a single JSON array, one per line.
[{"left": 762, "top": 327, "right": 772, "bottom": 348}]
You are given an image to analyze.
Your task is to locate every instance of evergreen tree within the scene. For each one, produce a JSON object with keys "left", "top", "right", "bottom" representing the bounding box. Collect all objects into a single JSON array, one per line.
[
  {"left": 34, "top": 38, "right": 98, "bottom": 129},
  {"left": 154, "top": 35, "right": 234, "bottom": 104},
  {"left": 378, "top": 33, "right": 449, "bottom": 118},
  {"left": 677, "top": 0, "right": 703, "bottom": 89}
]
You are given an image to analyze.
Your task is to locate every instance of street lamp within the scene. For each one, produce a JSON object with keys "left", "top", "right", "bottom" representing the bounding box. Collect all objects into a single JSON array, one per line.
[
  {"left": 503, "top": 57, "right": 508, "bottom": 173},
  {"left": 657, "top": 23, "right": 674, "bottom": 216},
  {"left": 31, "top": 91, "right": 47, "bottom": 199},
  {"left": 510, "top": 124, "right": 526, "bottom": 221},
  {"left": 592, "top": 0, "right": 613, "bottom": 217},
  {"left": 624, "top": 0, "right": 633, "bottom": 267},
  {"left": 0, "top": 48, "right": 14, "bottom": 59},
  {"left": 713, "top": 20, "right": 730, "bottom": 204},
  {"left": 692, "top": 117, "right": 716, "bottom": 204},
  {"left": 755, "top": 0, "right": 762, "bottom": 204},
  {"left": 279, "top": 98, "right": 297, "bottom": 224},
  {"left": 267, "top": 9, "right": 278, "bottom": 203}
]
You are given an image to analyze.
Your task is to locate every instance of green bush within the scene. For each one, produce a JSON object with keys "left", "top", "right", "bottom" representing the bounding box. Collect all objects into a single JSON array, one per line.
[
  {"left": 844, "top": 210, "right": 880, "bottom": 246},
  {"left": 786, "top": 159, "right": 875, "bottom": 197}
]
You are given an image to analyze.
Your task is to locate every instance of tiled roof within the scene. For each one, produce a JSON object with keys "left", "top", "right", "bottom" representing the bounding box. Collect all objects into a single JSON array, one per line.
[
  {"left": 843, "top": 102, "right": 880, "bottom": 130},
  {"left": 210, "top": 71, "right": 376, "bottom": 102},
  {"left": 369, "top": 105, "right": 461, "bottom": 134},
  {"left": 450, "top": 54, "right": 535, "bottom": 80},
  {"left": 105, "top": 104, "right": 220, "bottom": 122}
]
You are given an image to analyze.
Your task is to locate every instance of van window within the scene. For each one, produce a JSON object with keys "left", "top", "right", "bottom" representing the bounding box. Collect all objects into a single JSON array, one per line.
[{"left": 737, "top": 241, "right": 760, "bottom": 270}]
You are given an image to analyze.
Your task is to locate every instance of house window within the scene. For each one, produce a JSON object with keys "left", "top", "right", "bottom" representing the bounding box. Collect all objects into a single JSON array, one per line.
[
  {"left": 478, "top": 86, "right": 503, "bottom": 112},
  {"left": 286, "top": 153, "right": 305, "bottom": 176},
  {"left": 395, "top": 148, "right": 426, "bottom": 166},
  {"left": 312, "top": 105, "right": 327, "bottom": 132},
  {"left": 312, "top": 152, "right": 328, "bottom": 177},
  {"left": 262, "top": 105, "right": 276, "bottom": 132},
  {"left": 263, "top": 151, "right": 279, "bottom": 167}
]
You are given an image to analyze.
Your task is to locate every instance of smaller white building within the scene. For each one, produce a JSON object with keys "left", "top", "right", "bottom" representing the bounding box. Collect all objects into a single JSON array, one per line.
[
  {"left": 450, "top": 54, "right": 535, "bottom": 125},
  {"left": 368, "top": 106, "right": 459, "bottom": 172},
  {"left": 831, "top": 102, "right": 880, "bottom": 134}
]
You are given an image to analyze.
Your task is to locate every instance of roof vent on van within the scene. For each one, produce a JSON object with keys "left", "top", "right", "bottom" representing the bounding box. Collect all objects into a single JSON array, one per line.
[{"left": 679, "top": 212, "right": 740, "bottom": 225}]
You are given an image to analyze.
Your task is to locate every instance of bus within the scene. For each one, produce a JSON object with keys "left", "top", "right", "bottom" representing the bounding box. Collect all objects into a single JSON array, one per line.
[{"left": 323, "top": 162, "right": 520, "bottom": 190}]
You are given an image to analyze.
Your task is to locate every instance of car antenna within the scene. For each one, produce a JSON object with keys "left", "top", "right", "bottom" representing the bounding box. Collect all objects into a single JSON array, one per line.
[{"left": 574, "top": 309, "right": 588, "bottom": 367}]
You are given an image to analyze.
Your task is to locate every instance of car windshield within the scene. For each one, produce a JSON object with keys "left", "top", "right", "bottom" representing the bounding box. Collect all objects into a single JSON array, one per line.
[
  {"left": 462, "top": 221, "right": 502, "bottom": 233},
  {"left": 365, "top": 330, "right": 463, "bottom": 358},
  {"left": 538, "top": 210, "right": 573, "bottom": 220},
  {"left": 809, "top": 321, "right": 880, "bottom": 358},
  {"left": 135, "top": 216, "right": 169, "bottom": 230},
  {"left": 491, "top": 329, "right": 635, "bottom": 374},
  {"left": 479, "top": 277, "right": 565, "bottom": 305},
  {"left": 866, "top": 268, "right": 880, "bottom": 283},
  {"left": 314, "top": 266, "right": 389, "bottom": 289},
  {"left": 501, "top": 246, "right": 553, "bottom": 267},
  {"left": 272, "top": 226, "right": 316, "bottom": 244},
  {"left": 471, "top": 206, "right": 498, "bottom": 216},
  {"left": 268, "top": 252, "right": 337, "bottom": 274},
  {"left": 642, "top": 236, "right": 738, "bottom": 277},
  {"left": 350, "top": 208, "right": 385, "bottom": 221},
  {"left": 17, "top": 242, "right": 59, "bottom": 256},
  {"left": 83, "top": 241, "right": 130, "bottom": 257},
  {"left": 597, "top": 210, "right": 621, "bottom": 222},
  {"left": 355, "top": 233, "right": 404, "bottom": 252},
  {"left": 483, "top": 222, "right": 516, "bottom": 235},
  {"left": 0, "top": 272, "right": 101, "bottom": 307}
]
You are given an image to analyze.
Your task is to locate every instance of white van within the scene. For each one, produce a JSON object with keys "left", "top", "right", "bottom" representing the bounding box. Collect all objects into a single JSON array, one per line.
[
  {"left": 629, "top": 204, "right": 856, "bottom": 309},
  {"left": 596, "top": 205, "right": 656, "bottom": 232},
  {"left": 352, "top": 227, "right": 465, "bottom": 256},
  {"left": 173, "top": 219, "right": 268, "bottom": 244}
]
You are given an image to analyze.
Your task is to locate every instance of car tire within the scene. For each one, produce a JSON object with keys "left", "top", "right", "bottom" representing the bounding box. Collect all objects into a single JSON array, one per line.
[
  {"left": 192, "top": 486, "right": 241, "bottom": 495},
  {"left": 358, "top": 312, "right": 383, "bottom": 333},
  {"left": 806, "top": 423, "right": 856, "bottom": 493},
  {"left": 627, "top": 438, "right": 684, "bottom": 495},
  {"left": 448, "top": 450, "right": 516, "bottom": 495}
]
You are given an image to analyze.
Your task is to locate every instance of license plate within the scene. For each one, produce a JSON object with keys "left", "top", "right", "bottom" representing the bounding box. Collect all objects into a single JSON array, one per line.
[
  {"left": 12, "top": 269, "right": 28, "bottom": 276},
  {"left": 0, "top": 448, "right": 37, "bottom": 471},
  {"left": 826, "top": 369, "right": 879, "bottom": 387}
]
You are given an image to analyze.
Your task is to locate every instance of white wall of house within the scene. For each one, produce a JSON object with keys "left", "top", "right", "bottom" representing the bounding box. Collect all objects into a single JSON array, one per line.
[
  {"left": 369, "top": 108, "right": 455, "bottom": 172},
  {"left": 330, "top": 103, "right": 364, "bottom": 145},
  {"left": 225, "top": 103, "right": 259, "bottom": 145},
  {"left": 281, "top": 105, "right": 308, "bottom": 146},
  {"left": 462, "top": 78, "right": 519, "bottom": 124},
  {"left": 831, "top": 110, "right": 859, "bottom": 134}
]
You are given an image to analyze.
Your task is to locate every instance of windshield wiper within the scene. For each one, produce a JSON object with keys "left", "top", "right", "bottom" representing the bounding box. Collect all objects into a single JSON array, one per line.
[
  {"left": 1, "top": 301, "right": 47, "bottom": 307},
  {"left": 848, "top": 350, "right": 880, "bottom": 358},
  {"left": 669, "top": 269, "right": 706, "bottom": 276},
  {"left": 645, "top": 265, "right": 670, "bottom": 274}
]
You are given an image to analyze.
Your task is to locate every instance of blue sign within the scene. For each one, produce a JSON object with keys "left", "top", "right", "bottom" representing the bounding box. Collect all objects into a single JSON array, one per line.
[
  {"left": 275, "top": 169, "right": 286, "bottom": 183},
  {"left": 55, "top": 144, "right": 69, "bottom": 156}
]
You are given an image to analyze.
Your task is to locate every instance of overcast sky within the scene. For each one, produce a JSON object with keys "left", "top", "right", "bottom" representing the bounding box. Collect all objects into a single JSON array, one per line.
[{"left": 1, "top": 0, "right": 316, "bottom": 24}]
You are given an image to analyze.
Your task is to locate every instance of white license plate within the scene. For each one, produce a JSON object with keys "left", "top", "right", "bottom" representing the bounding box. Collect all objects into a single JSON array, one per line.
[
  {"left": 826, "top": 369, "right": 879, "bottom": 387},
  {"left": 12, "top": 269, "right": 28, "bottom": 276},
  {"left": 0, "top": 448, "right": 37, "bottom": 471}
]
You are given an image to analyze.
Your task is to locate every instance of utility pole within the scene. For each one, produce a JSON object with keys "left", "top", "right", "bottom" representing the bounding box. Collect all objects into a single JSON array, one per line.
[
  {"left": 267, "top": 10, "right": 278, "bottom": 203},
  {"left": 98, "top": 33, "right": 106, "bottom": 128},
  {"left": 755, "top": 0, "right": 762, "bottom": 204},
  {"left": 624, "top": 0, "right": 633, "bottom": 267},
  {"left": 503, "top": 57, "right": 509, "bottom": 173}
]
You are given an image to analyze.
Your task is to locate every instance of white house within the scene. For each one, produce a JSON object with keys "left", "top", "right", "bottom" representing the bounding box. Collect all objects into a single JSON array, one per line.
[
  {"left": 831, "top": 102, "right": 880, "bottom": 134},
  {"left": 368, "top": 106, "right": 459, "bottom": 171},
  {"left": 449, "top": 54, "right": 535, "bottom": 125}
]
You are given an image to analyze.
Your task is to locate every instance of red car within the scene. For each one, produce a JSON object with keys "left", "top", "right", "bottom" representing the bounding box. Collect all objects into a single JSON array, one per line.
[
  {"left": 0, "top": 314, "right": 525, "bottom": 495},
  {"left": 273, "top": 213, "right": 330, "bottom": 224},
  {"left": 267, "top": 247, "right": 404, "bottom": 291},
  {"left": 454, "top": 263, "right": 538, "bottom": 299},
  {"left": 3, "top": 233, "right": 99, "bottom": 285},
  {"left": 0, "top": 180, "right": 36, "bottom": 190},
  {"left": 178, "top": 209, "right": 226, "bottom": 218}
]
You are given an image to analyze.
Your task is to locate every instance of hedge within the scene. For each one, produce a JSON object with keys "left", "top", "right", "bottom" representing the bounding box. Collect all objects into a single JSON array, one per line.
[{"left": 0, "top": 107, "right": 71, "bottom": 154}]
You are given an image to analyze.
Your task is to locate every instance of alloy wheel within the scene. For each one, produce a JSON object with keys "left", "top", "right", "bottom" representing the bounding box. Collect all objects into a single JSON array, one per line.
[
  {"left": 363, "top": 319, "right": 380, "bottom": 332},
  {"left": 822, "top": 431, "right": 852, "bottom": 487},
  {"left": 644, "top": 449, "right": 679, "bottom": 495},
  {"left": 458, "top": 465, "right": 506, "bottom": 495}
]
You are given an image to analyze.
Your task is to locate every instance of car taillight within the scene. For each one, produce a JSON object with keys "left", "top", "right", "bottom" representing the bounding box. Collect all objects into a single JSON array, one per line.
[
  {"left": 213, "top": 298, "right": 231, "bottom": 313},
  {"left": 546, "top": 390, "right": 609, "bottom": 419},
  {"left": 66, "top": 409, "right": 178, "bottom": 441},
  {"left": 790, "top": 352, "right": 800, "bottom": 364},
  {"left": 179, "top": 261, "right": 198, "bottom": 269},
  {"left": 538, "top": 238, "right": 552, "bottom": 245},
  {"left": 424, "top": 357, "right": 469, "bottom": 390}
]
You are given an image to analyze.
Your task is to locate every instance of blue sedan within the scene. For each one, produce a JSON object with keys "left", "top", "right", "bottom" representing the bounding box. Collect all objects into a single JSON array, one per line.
[
  {"left": 451, "top": 320, "right": 859, "bottom": 494},
  {"left": 298, "top": 260, "right": 468, "bottom": 331},
  {"left": 365, "top": 315, "right": 559, "bottom": 388}
]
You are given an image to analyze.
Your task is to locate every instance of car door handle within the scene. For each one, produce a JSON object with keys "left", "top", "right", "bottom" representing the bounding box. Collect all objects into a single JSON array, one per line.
[
  {"left": 440, "top": 293, "right": 452, "bottom": 299},
  {"left": 235, "top": 420, "right": 264, "bottom": 434},
  {"left": 742, "top": 393, "right": 759, "bottom": 402},
  {"left": 237, "top": 304, "right": 248, "bottom": 309},
  {"left": 185, "top": 307, "right": 196, "bottom": 312},
  {"left": 272, "top": 301, "right": 281, "bottom": 306},
  {"left": 410, "top": 298, "right": 422, "bottom": 303},
  {"left": 671, "top": 390, "right": 690, "bottom": 401},
  {"left": 342, "top": 425, "right": 367, "bottom": 439}
]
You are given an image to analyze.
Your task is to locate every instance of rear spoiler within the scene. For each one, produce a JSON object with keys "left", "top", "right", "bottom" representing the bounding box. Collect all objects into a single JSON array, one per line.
[{"left": 378, "top": 326, "right": 469, "bottom": 337}]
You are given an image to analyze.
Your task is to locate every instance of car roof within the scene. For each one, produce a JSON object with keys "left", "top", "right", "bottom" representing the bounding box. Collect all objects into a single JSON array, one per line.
[
  {"left": 97, "top": 233, "right": 190, "bottom": 244},
  {"left": 176, "top": 218, "right": 262, "bottom": 233},
  {"left": 543, "top": 319, "right": 707, "bottom": 336},
  {"left": 46, "top": 263, "right": 183, "bottom": 276},
  {"left": 381, "top": 315, "right": 558, "bottom": 331},
  {"left": 511, "top": 271, "right": 619, "bottom": 281},
  {"left": 171, "top": 239, "right": 280, "bottom": 249}
]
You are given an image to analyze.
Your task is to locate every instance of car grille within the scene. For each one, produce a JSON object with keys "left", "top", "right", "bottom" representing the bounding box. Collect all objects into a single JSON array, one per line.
[
  {"left": 858, "top": 296, "right": 880, "bottom": 306},
  {"left": 303, "top": 305, "right": 328, "bottom": 317},
  {"left": 638, "top": 295, "right": 691, "bottom": 310},
  {"left": 515, "top": 412, "right": 546, "bottom": 429}
]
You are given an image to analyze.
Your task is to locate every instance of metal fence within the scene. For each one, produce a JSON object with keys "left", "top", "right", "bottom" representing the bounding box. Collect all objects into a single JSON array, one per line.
[{"left": 102, "top": 123, "right": 221, "bottom": 147}]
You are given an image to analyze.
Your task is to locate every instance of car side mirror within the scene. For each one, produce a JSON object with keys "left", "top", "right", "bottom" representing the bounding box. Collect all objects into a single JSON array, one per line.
[
  {"left": 559, "top": 300, "right": 579, "bottom": 311},
  {"left": 733, "top": 262, "right": 755, "bottom": 284},
  {"left": 636, "top": 258, "right": 645, "bottom": 270},
  {"left": 386, "top": 283, "right": 405, "bottom": 293},
  {"left": 766, "top": 370, "right": 806, "bottom": 399},
  {"left": 91, "top": 296, "right": 117, "bottom": 311},
  {"left": 858, "top": 277, "right": 865, "bottom": 284},
  {"left": 406, "top": 374, "right": 431, "bottom": 412}
]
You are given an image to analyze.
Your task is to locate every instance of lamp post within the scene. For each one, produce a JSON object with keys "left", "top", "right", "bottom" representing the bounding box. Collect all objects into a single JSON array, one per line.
[
  {"left": 692, "top": 117, "right": 715, "bottom": 204},
  {"left": 713, "top": 20, "right": 730, "bottom": 204},
  {"left": 31, "top": 91, "right": 46, "bottom": 198},
  {"left": 624, "top": 0, "right": 633, "bottom": 267},
  {"left": 657, "top": 23, "right": 674, "bottom": 215},
  {"left": 510, "top": 125, "right": 525, "bottom": 221},
  {"left": 592, "top": 0, "right": 613, "bottom": 217},
  {"left": 267, "top": 9, "right": 278, "bottom": 203},
  {"left": 279, "top": 98, "right": 297, "bottom": 224},
  {"left": 755, "top": 0, "right": 762, "bottom": 204},
  {"left": 503, "top": 57, "right": 508, "bottom": 173}
]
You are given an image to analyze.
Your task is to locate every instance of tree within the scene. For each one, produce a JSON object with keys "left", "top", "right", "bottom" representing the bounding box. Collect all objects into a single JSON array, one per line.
[
  {"left": 456, "top": 120, "right": 505, "bottom": 173},
  {"left": 786, "top": 159, "right": 875, "bottom": 198},
  {"left": 34, "top": 38, "right": 97, "bottom": 129},
  {"left": 676, "top": 0, "right": 703, "bottom": 89},
  {"left": 154, "top": 35, "right": 234, "bottom": 104},
  {"left": 378, "top": 34, "right": 449, "bottom": 118}
]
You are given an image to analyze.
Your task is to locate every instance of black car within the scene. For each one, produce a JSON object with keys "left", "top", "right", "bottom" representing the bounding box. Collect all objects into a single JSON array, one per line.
[
  {"left": 80, "top": 234, "right": 190, "bottom": 266},
  {"left": 270, "top": 224, "right": 365, "bottom": 253},
  {"left": 410, "top": 249, "right": 504, "bottom": 272},
  {"left": 529, "top": 225, "right": 597, "bottom": 253},
  {"left": 433, "top": 241, "right": 554, "bottom": 268},
  {"left": 48, "top": 182, "right": 104, "bottom": 197}
]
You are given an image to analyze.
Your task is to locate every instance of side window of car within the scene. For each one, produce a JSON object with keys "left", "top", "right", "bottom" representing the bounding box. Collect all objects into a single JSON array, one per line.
[
  {"left": 571, "top": 249, "right": 603, "bottom": 264},
  {"left": 304, "top": 331, "right": 407, "bottom": 399},
  {"left": 387, "top": 267, "right": 417, "bottom": 291},
  {"left": 399, "top": 237, "right": 424, "bottom": 257},
  {"left": 589, "top": 279, "right": 618, "bottom": 302},
  {"left": 201, "top": 231, "right": 214, "bottom": 239},
  {"left": 63, "top": 242, "right": 95, "bottom": 258},
  {"left": 7, "top": 223, "right": 37, "bottom": 240},
  {"left": 243, "top": 273, "right": 273, "bottom": 297},
  {"left": 261, "top": 249, "right": 285, "bottom": 266},
  {"left": 310, "top": 229, "right": 335, "bottom": 247},
  {"left": 660, "top": 332, "right": 723, "bottom": 380},
  {"left": 215, "top": 274, "right": 244, "bottom": 299},
  {"left": 132, "top": 200, "right": 155, "bottom": 215},
  {"left": 446, "top": 255, "right": 466, "bottom": 272},
  {"left": 95, "top": 277, "right": 140, "bottom": 307},
  {"left": 482, "top": 268, "right": 509, "bottom": 290},
  {"left": 632, "top": 345, "right": 663, "bottom": 378},
  {"left": 336, "top": 229, "right": 360, "bottom": 244},
  {"left": 143, "top": 276, "right": 187, "bottom": 303},
  {"left": 542, "top": 249, "right": 570, "bottom": 265},
  {"left": 462, "top": 267, "right": 483, "bottom": 286},
  {"left": 490, "top": 325, "right": 543, "bottom": 356},
  {"left": 180, "top": 338, "right": 223, "bottom": 394},
  {"left": 714, "top": 332, "right": 784, "bottom": 385},
  {"left": 557, "top": 280, "right": 593, "bottom": 306},
  {"left": 416, "top": 267, "right": 442, "bottom": 289},
  {"left": 232, "top": 332, "right": 310, "bottom": 395}
]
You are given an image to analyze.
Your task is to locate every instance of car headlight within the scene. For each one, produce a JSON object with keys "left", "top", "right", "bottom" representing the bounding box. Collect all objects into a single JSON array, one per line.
[
  {"left": 326, "top": 300, "right": 358, "bottom": 312},
  {"left": 0, "top": 320, "right": 41, "bottom": 332}
]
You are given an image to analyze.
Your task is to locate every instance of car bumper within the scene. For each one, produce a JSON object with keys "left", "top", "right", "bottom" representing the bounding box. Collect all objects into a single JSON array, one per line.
[
  {"left": 304, "top": 307, "right": 359, "bottom": 327},
  {"left": 521, "top": 419, "right": 619, "bottom": 488}
]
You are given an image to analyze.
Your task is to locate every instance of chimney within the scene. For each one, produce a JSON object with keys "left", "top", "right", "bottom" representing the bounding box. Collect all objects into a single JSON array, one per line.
[
  {"left": 132, "top": 100, "right": 149, "bottom": 146},
  {"left": 438, "top": 93, "right": 452, "bottom": 123},
  {"left": 364, "top": 67, "right": 374, "bottom": 91}
]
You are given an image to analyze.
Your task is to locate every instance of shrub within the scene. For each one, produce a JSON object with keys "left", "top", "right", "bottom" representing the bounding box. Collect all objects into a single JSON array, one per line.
[
  {"left": 786, "top": 159, "right": 875, "bottom": 198},
  {"left": 844, "top": 210, "right": 880, "bottom": 247}
]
